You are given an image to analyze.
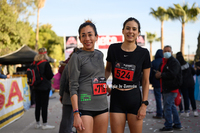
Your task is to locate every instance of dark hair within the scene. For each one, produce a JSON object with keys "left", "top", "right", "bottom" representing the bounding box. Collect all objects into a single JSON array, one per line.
[
  {"left": 164, "top": 45, "right": 172, "bottom": 50},
  {"left": 78, "top": 20, "right": 98, "bottom": 36},
  {"left": 122, "top": 17, "right": 141, "bottom": 33},
  {"left": 176, "top": 51, "right": 186, "bottom": 65}
]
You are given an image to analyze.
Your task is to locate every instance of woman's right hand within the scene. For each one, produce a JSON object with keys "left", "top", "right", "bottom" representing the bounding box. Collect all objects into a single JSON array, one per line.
[
  {"left": 107, "top": 85, "right": 112, "bottom": 96},
  {"left": 73, "top": 113, "right": 85, "bottom": 131},
  {"left": 59, "top": 96, "right": 62, "bottom": 103}
]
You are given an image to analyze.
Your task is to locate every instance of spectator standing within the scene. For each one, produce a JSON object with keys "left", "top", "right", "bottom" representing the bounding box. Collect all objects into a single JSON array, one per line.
[
  {"left": 155, "top": 45, "right": 183, "bottom": 132},
  {"left": 59, "top": 48, "right": 79, "bottom": 133},
  {"left": 150, "top": 49, "right": 163, "bottom": 119},
  {"left": 33, "top": 48, "right": 55, "bottom": 130},
  {"left": 176, "top": 52, "right": 198, "bottom": 117}
]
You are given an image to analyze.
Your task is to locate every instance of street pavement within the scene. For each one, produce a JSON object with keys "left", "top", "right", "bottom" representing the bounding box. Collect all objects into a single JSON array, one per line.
[{"left": 1, "top": 89, "right": 200, "bottom": 133}]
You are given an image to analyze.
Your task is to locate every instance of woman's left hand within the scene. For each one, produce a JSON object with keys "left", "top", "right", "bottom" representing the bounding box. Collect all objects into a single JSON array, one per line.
[{"left": 136, "top": 104, "right": 147, "bottom": 120}]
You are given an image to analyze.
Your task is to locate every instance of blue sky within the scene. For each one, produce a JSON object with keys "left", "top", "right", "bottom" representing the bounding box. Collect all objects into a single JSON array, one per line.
[{"left": 29, "top": 0, "right": 200, "bottom": 56}]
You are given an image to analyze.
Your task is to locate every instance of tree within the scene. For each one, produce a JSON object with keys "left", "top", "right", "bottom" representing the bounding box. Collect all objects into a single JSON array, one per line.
[
  {"left": 0, "top": 0, "right": 19, "bottom": 55},
  {"left": 167, "top": 2, "right": 200, "bottom": 56},
  {"left": 27, "top": 28, "right": 36, "bottom": 49},
  {"left": 8, "top": 0, "right": 34, "bottom": 20},
  {"left": 16, "top": 21, "right": 34, "bottom": 46},
  {"left": 0, "top": 0, "right": 35, "bottom": 56},
  {"left": 34, "top": 0, "right": 46, "bottom": 51},
  {"left": 38, "top": 24, "right": 64, "bottom": 67},
  {"left": 146, "top": 32, "right": 160, "bottom": 61},
  {"left": 150, "top": 6, "right": 169, "bottom": 49}
]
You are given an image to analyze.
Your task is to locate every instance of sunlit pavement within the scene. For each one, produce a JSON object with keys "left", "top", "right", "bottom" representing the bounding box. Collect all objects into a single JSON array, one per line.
[{"left": 1, "top": 89, "right": 200, "bottom": 133}]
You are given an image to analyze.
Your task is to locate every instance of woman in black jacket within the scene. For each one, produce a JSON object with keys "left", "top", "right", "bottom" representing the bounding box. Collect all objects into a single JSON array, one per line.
[
  {"left": 33, "top": 48, "right": 55, "bottom": 129},
  {"left": 176, "top": 52, "right": 198, "bottom": 117}
]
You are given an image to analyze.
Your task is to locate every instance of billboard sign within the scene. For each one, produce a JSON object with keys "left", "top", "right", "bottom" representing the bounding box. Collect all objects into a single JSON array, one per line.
[
  {"left": 96, "top": 35, "right": 123, "bottom": 49},
  {"left": 137, "top": 35, "right": 145, "bottom": 46},
  {"left": 95, "top": 35, "right": 145, "bottom": 49},
  {"left": 65, "top": 36, "right": 78, "bottom": 59},
  {"left": 65, "top": 36, "right": 78, "bottom": 49}
]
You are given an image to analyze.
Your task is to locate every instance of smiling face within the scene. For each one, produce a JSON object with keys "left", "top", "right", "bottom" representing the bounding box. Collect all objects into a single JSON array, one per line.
[
  {"left": 122, "top": 20, "right": 140, "bottom": 43},
  {"left": 79, "top": 25, "right": 98, "bottom": 51}
]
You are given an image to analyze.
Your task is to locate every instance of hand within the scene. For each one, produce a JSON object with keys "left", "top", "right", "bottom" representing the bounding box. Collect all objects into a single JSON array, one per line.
[
  {"left": 107, "top": 85, "right": 112, "bottom": 96},
  {"left": 197, "top": 66, "right": 200, "bottom": 70},
  {"left": 155, "top": 71, "right": 162, "bottom": 79},
  {"left": 7, "top": 74, "right": 10, "bottom": 78},
  {"left": 59, "top": 96, "right": 62, "bottom": 103},
  {"left": 136, "top": 104, "right": 147, "bottom": 120},
  {"left": 73, "top": 113, "right": 85, "bottom": 131}
]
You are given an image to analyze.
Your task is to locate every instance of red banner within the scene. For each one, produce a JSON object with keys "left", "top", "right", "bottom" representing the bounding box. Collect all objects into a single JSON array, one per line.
[
  {"left": 96, "top": 35, "right": 123, "bottom": 49},
  {"left": 96, "top": 35, "right": 145, "bottom": 49}
]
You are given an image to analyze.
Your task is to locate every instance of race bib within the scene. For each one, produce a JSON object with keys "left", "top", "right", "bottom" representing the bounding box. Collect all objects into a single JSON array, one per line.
[
  {"left": 92, "top": 77, "right": 107, "bottom": 95},
  {"left": 114, "top": 62, "right": 136, "bottom": 81}
]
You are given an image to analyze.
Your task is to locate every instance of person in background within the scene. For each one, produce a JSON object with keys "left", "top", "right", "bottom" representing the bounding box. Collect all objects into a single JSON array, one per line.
[
  {"left": 30, "top": 86, "right": 36, "bottom": 108},
  {"left": 176, "top": 52, "right": 198, "bottom": 117},
  {"left": 59, "top": 47, "right": 79, "bottom": 133},
  {"left": 68, "top": 20, "right": 108, "bottom": 133},
  {"left": 0, "top": 73, "right": 10, "bottom": 79},
  {"left": 105, "top": 17, "right": 151, "bottom": 133},
  {"left": 155, "top": 45, "right": 183, "bottom": 132},
  {"left": 150, "top": 49, "right": 163, "bottom": 119},
  {"left": 33, "top": 48, "right": 55, "bottom": 130},
  {"left": 0, "top": 64, "right": 10, "bottom": 79},
  {"left": 0, "top": 64, "right": 3, "bottom": 74}
]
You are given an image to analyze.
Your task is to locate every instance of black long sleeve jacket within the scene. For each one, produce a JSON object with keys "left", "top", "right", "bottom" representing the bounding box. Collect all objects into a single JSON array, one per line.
[{"left": 159, "top": 56, "right": 182, "bottom": 93}]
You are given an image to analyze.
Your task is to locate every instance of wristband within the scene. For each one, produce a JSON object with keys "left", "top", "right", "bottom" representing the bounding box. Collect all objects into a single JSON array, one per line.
[
  {"left": 73, "top": 109, "right": 79, "bottom": 113},
  {"left": 73, "top": 109, "right": 81, "bottom": 117}
]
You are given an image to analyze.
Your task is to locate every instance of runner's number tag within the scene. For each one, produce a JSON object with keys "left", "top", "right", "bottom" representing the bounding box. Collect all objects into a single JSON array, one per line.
[
  {"left": 114, "top": 62, "right": 136, "bottom": 81},
  {"left": 92, "top": 77, "right": 107, "bottom": 95}
]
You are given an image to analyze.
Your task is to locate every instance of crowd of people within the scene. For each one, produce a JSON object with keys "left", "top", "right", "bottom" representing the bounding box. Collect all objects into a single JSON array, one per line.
[{"left": 2, "top": 17, "right": 199, "bottom": 133}]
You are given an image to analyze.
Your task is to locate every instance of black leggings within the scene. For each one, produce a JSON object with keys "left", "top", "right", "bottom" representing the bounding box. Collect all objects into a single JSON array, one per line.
[{"left": 35, "top": 89, "right": 50, "bottom": 123}]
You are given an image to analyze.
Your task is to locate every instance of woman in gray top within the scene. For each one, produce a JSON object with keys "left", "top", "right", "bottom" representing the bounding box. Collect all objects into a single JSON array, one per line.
[{"left": 68, "top": 20, "right": 108, "bottom": 133}]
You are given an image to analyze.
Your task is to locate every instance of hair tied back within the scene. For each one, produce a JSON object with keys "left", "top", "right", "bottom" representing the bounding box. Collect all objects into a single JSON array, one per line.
[{"left": 85, "top": 19, "right": 93, "bottom": 24}]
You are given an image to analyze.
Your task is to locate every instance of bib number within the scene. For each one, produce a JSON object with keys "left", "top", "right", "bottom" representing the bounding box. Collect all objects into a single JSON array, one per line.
[
  {"left": 114, "top": 62, "right": 135, "bottom": 81},
  {"left": 92, "top": 77, "right": 107, "bottom": 95}
]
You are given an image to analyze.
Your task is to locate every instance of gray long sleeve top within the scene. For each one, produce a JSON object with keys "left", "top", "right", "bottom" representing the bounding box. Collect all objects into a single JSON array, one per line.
[
  {"left": 68, "top": 49, "right": 108, "bottom": 111},
  {"left": 59, "top": 64, "right": 71, "bottom": 105}
]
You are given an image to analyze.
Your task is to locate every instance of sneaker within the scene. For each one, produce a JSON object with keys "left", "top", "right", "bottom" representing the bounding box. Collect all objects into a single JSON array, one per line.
[
  {"left": 172, "top": 125, "right": 183, "bottom": 131},
  {"left": 194, "top": 110, "right": 199, "bottom": 117},
  {"left": 152, "top": 115, "right": 162, "bottom": 119},
  {"left": 179, "top": 110, "right": 184, "bottom": 116},
  {"left": 35, "top": 123, "right": 41, "bottom": 129},
  {"left": 185, "top": 112, "right": 189, "bottom": 117},
  {"left": 42, "top": 124, "right": 55, "bottom": 130},
  {"left": 30, "top": 104, "right": 35, "bottom": 108},
  {"left": 159, "top": 127, "right": 173, "bottom": 132}
]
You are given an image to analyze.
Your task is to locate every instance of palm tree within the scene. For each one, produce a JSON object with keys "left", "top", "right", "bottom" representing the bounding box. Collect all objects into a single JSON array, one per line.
[
  {"left": 146, "top": 32, "right": 160, "bottom": 61},
  {"left": 167, "top": 2, "right": 200, "bottom": 56},
  {"left": 34, "top": 0, "right": 46, "bottom": 50},
  {"left": 150, "top": 6, "right": 169, "bottom": 49}
]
